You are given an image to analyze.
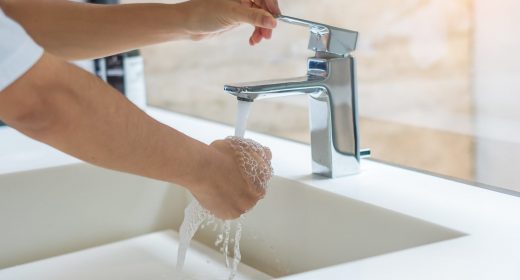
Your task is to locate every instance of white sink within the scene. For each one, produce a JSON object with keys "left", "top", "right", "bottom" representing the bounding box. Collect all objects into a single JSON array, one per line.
[{"left": 0, "top": 163, "right": 463, "bottom": 279}]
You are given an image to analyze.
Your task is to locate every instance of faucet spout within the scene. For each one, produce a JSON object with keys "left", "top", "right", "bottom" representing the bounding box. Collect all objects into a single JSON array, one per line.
[
  {"left": 223, "top": 15, "right": 370, "bottom": 178},
  {"left": 224, "top": 75, "right": 327, "bottom": 102}
]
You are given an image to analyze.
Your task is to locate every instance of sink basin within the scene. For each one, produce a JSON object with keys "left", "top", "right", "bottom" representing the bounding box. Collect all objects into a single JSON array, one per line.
[{"left": 0, "top": 163, "right": 463, "bottom": 279}]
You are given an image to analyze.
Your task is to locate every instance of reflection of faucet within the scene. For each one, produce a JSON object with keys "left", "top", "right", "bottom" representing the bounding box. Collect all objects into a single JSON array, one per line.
[{"left": 225, "top": 16, "right": 370, "bottom": 177}]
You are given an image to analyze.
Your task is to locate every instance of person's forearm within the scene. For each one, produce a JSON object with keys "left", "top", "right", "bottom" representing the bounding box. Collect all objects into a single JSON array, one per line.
[
  {"left": 0, "top": 0, "right": 189, "bottom": 60},
  {"left": 0, "top": 53, "right": 211, "bottom": 188}
]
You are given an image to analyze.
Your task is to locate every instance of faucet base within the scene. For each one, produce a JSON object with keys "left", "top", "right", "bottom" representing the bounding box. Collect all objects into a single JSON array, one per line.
[{"left": 308, "top": 56, "right": 362, "bottom": 178}]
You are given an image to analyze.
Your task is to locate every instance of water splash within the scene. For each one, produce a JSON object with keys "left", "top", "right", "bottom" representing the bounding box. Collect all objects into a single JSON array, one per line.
[
  {"left": 176, "top": 201, "right": 210, "bottom": 271},
  {"left": 177, "top": 100, "right": 270, "bottom": 280},
  {"left": 177, "top": 201, "right": 244, "bottom": 280}
]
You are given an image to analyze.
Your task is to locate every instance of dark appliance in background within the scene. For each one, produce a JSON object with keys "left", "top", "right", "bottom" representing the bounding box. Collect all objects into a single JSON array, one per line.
[
  {"left": 90, "top": 0, "right": 147, "bottom": 109},
  {"left": 91, "top": 0, "right": 125, "bottom": 94}
]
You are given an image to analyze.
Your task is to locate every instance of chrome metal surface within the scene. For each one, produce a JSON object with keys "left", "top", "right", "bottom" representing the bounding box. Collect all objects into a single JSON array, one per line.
[
  {"left": 225, "top": 17, "right": 369, "bottom": 177},
  {"left": 277, "top": 15, "right": 358, "bottom": 56}
]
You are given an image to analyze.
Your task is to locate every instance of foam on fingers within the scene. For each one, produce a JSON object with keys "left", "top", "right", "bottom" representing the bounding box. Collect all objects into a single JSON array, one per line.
[
  {"left": 177, "top": 136, "right": 273, "bottom": 280},
  {"left": 225, "top": 136, "right": 274, "bottom": 193}
]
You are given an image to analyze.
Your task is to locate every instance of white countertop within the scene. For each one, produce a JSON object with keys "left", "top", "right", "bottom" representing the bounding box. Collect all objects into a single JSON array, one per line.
[{"left": 1, "top": 107, "right": 519, "bottom": 280}]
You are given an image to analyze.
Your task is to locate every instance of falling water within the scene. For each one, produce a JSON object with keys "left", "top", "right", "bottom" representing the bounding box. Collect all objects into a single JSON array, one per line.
[
  {"left": 176, "top": 201, "right": 245, "bottom": 280},
  {"left": 176, "top": 99, "right": 255, "bottom": 280},
  {"left": 176, "top": 201, "right": 209, "bottom": 272},
  {"left": 234, "top": 100, "right": 252, "bottom": 138}
]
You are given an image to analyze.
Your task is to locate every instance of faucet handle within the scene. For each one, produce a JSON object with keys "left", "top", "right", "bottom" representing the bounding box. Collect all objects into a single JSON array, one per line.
[{"left": 277, "top": 15, "right": 358, "bottom": 57}]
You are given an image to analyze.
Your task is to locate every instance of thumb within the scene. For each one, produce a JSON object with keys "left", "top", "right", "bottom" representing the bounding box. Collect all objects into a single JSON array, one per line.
[{"left": 231, "top": 5, "right": 277, "bottom": 29}]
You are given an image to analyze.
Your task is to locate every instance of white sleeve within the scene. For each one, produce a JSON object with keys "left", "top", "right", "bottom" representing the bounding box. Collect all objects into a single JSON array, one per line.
[{"left": 0, "top": 8, "right": 44, "bottom": 92}]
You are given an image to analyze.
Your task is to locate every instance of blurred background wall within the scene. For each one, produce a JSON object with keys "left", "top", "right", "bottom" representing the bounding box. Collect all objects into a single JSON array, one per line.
[
  {"left": 122, "top": 0, "right": 520, "bottom": 192},
  {"left": 473, "top": 0, "right": 520, "bottom": 191}
]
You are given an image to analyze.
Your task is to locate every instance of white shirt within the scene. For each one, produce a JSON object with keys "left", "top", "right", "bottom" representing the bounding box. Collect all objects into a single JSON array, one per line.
[{"left": 0, "top": 8, "right": 43, "bottom": 92}]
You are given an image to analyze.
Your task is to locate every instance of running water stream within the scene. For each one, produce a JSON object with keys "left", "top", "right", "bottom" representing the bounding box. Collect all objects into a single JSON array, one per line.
[
  {"left": 176, "top": 100, "right": 267, "bottom": 280},
  {"left": 234, "top": 100, "right": 252, "bottom": 137}
]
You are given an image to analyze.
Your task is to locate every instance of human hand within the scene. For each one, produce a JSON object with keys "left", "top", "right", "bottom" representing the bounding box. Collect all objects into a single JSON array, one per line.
[
  {"left": 178, "top": 0, "right": 281, "bottom": 45},
  {"left": 244, "top": 0, "right": 281, "bottom": 45},
  {"left": 189, "top": 137, "right": 273, "bottom": 220}
]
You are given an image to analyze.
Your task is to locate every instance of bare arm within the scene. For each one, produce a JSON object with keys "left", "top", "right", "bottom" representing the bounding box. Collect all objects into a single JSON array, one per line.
[
  {"left": 0, "top": 0, "right": 280, "bottom": 60},
  {"left": 0, "top": 53, "right": 267, "bottom": 219}
]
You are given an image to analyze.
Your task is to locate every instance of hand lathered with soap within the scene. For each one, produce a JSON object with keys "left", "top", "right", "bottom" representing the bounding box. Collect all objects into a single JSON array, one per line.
[{"left": 0, "top": 0, "right": 280, "bottom": 219}]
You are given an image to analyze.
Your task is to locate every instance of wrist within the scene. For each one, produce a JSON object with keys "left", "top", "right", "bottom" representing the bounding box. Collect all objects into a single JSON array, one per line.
[
  {"left": 168, "top": 2, "right": 196, "bottom": 40},
  {"left": 175, "top": 140, "right": 216, "bottom": 192},
  {"left": 149, "top": 3, "right": 191, "bottom": 41}
]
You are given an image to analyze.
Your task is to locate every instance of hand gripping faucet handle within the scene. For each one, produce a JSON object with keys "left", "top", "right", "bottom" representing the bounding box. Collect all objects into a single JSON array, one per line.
[{"left": 277, "top": 15, "right": 359, "bottom": 57}]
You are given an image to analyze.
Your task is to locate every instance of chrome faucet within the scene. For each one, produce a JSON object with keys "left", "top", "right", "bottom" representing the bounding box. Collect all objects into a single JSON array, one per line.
[{"left": 224, "top": 16, "right": 370, "bottom": 177}]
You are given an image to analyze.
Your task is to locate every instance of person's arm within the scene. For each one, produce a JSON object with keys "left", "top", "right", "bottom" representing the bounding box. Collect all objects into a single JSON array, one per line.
[
  {"left": 0, "top": 0, "right": 280, "bottom": 60},
  {"left": 0, "top": 53, "right": 268, "bottom": 219}
]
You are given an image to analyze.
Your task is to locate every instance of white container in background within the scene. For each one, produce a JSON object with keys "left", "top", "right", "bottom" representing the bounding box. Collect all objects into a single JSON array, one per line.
[{"left": 123, "top": 50, "right": 147, "bottom": 110}]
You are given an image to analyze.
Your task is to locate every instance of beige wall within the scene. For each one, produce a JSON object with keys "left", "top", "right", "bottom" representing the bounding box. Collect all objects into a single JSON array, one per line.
[
  {"left": 124, "top": 0, "right": 475, "bottom": 181},
  {"left": 473, "top": 0, "right": 520, "bottom": 191}
]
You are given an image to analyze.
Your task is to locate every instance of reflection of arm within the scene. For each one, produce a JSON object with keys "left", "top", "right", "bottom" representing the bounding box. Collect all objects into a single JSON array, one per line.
[
  {"left": 0, "top": 53, "right": 211, "bottom": 189},
  {"left": 0, "top": 0, "right": 188, "bottom": 60}
]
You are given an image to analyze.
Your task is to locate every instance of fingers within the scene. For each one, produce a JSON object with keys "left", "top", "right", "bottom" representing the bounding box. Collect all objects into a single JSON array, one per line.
[
  {"left": 244, "top": 0, "right": 281, "bottom": 16},
  {"left": 232, "top": 4, "right": 277, "bottom": 29},
  {"left": 264, "top": 28, "right": 273, "bottom": 39},
  {"left": 263, "top": 146, "right": 272, "bottom": 161},
  {"left": 249, "top": 23, "right": 274, "bottom": 45},
  {"left": 258, "top": 26, "right": 272, "bottom": 39},
  {"left": 249, "top": 27, "right": 263, "bottom": 45},
  {"left": 208, "top": 137, "right": 272, "bottom": 219},
  {"left": 263, "top": 0, "right": 281, "bottom": 16},
  {"left": 237, "top": 0, "right": 279, "bottom": 45},
  {"left": 256, "top": 0, "right": 276, "bottom": 43},
  {"left": 244, "top": 146, "right": 272, "bottom": 195}
]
